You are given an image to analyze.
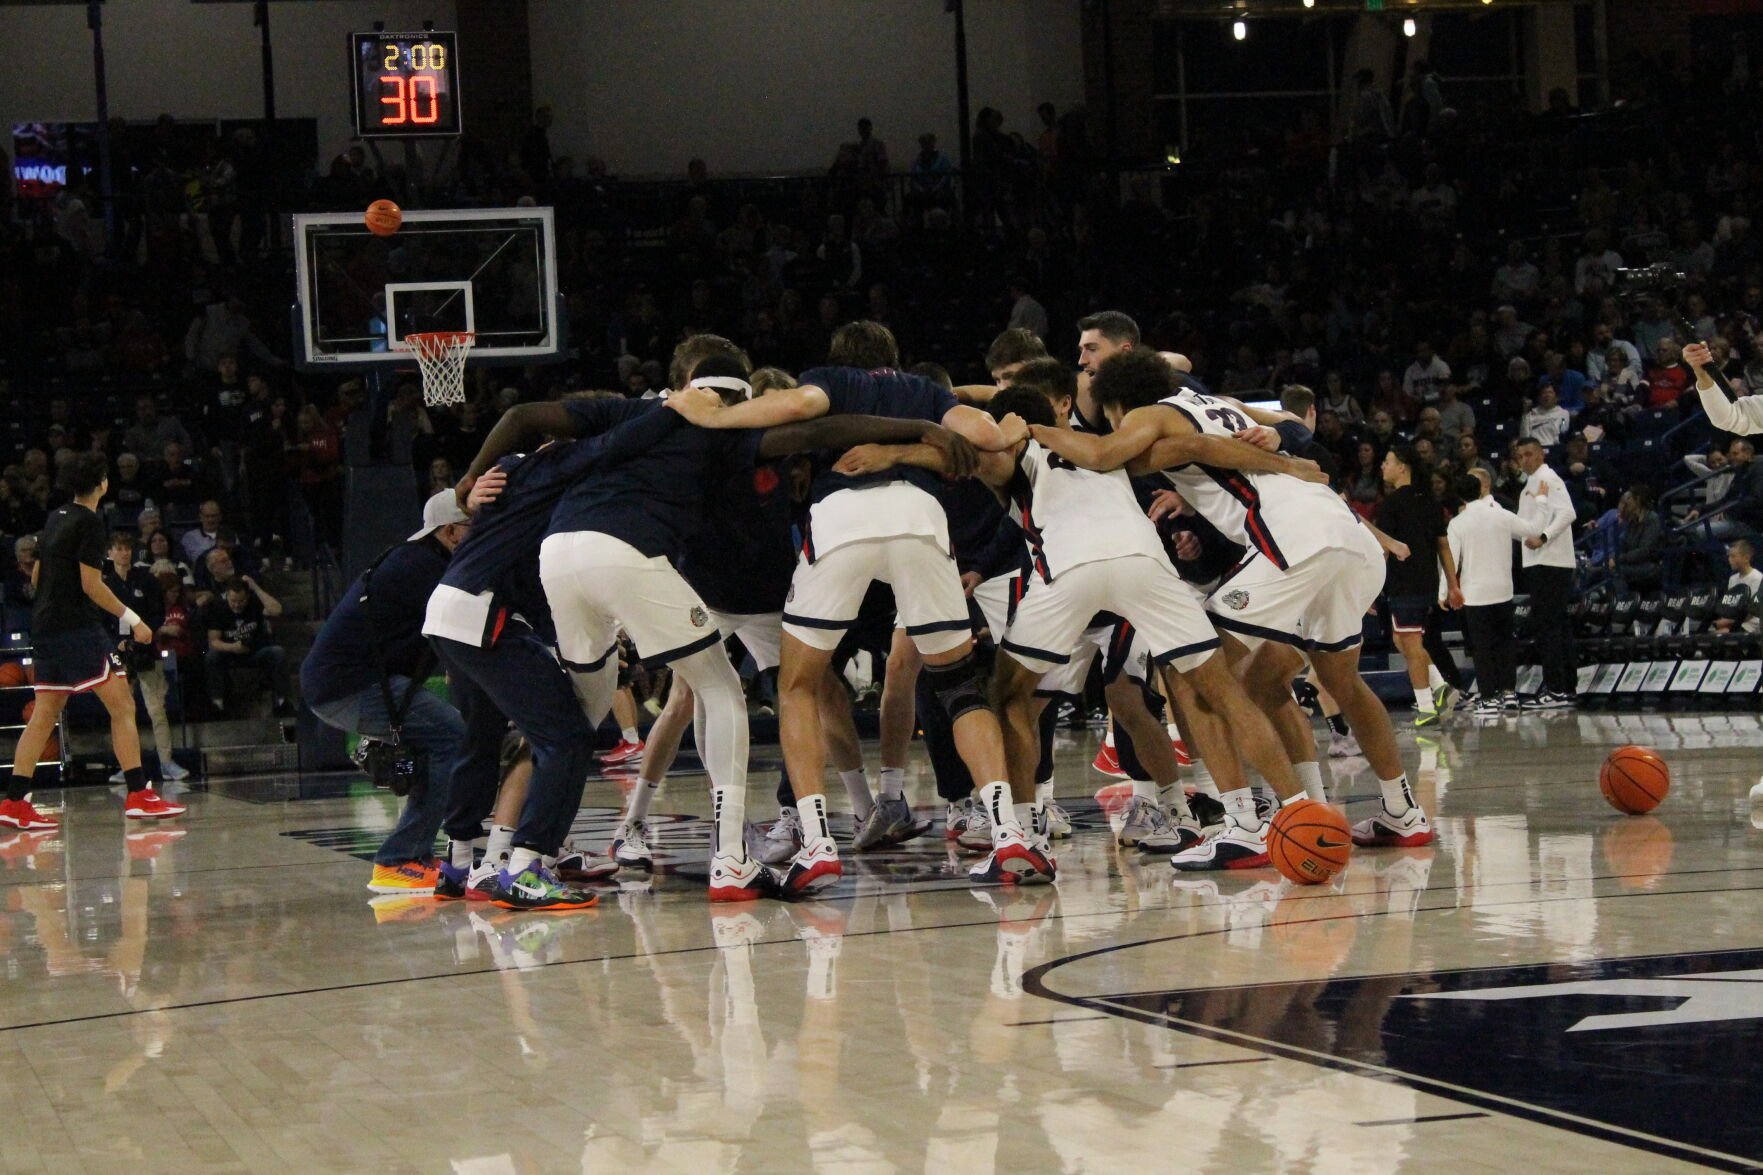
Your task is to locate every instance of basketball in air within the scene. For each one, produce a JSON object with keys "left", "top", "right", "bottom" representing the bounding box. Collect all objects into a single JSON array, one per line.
[
  {"left": 1267, "top": 798, "right": 1353, "bottom": 885},
  {"left": 364, "top": 199, "right": 403, "bottom": 237},
  {"left": 1599, "top": 745, "right": 1670, "bottom": 815}
]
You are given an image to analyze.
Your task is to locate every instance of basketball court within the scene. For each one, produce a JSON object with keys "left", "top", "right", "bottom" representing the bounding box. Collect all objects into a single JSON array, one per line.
[{"left": 3, "top": 715, "right": 1757, "bottom": 1173}]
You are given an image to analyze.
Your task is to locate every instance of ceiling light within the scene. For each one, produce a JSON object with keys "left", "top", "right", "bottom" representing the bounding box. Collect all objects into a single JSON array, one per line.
[
  {"left": 1233, "top": 18, "right": 1247, "bottom": 40},
  {"left": 1403, "top": 17, "right": 1417, "bottom": 36}
]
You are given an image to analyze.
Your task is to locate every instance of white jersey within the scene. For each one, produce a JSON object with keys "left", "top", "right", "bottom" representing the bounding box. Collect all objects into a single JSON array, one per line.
[
  {"left": 1153, "top": 389, "right": 1360, "bottom": 569},
  {"left": 1009, "top": 438, "right": 1166, "bottom": 582}
]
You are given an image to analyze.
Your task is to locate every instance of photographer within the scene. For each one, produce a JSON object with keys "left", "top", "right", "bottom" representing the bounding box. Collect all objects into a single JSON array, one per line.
[
  {"left": 103, "top": 531, "right": 186, "bottom": 782},
  {"left": 301, "top": 491, "right": 472, "bottom": 895}
]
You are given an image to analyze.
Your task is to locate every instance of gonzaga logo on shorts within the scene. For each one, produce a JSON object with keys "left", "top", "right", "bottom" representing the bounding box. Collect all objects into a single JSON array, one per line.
[
  {"left": 1221, "top": 589, "right": 1250, "bottom": 611},
  {"left": 689, "top": 606, "right": 709, "bottom": 628}
]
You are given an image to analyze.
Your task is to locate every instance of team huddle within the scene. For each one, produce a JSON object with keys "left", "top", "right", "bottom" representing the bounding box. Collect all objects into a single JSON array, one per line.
[{"left": 294, "top": 309, "right": 1439, "bottom": 912}]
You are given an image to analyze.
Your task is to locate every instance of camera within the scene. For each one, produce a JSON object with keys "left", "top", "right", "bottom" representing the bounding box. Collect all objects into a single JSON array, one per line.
[
  {"left": 352, "top": 735, "right": 428, "bottom": 797},
  {"left": 1613, "top": 263, "right": 1690, "bottom": 311}
]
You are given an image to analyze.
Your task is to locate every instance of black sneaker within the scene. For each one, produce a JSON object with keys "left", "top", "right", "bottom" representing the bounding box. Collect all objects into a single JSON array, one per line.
[{"left": 1188, "top": 792, "right": 1226, "bottom": 828}]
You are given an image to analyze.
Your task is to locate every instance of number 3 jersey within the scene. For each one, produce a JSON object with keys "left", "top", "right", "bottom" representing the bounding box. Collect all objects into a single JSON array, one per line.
[
  {"left": 1154, "top": 389, "right": 1361, "bottom": 570},
  {"left": 1007, "top": 438, "right": 1169, "bottom": 582}
]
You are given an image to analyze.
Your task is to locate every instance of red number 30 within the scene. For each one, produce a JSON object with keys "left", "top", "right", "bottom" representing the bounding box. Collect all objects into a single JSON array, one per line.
[{"left": 378, "top": 74, "right": 440, "bottom": 126}]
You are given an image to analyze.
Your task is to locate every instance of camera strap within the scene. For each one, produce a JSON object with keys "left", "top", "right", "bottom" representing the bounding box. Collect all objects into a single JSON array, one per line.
[{"left": 358, "top": 544, "right": 435, "bottom": 743}]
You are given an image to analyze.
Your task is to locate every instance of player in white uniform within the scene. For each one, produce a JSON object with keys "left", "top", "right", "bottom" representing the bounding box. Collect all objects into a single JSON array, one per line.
[{"left": 1031, "top": 349, "right": 1438, "bottom": 865}]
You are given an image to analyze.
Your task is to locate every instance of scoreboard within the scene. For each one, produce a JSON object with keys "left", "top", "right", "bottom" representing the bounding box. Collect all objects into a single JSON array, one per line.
[{"left": 350, "top": 31, "right": 461, "bottom": 138}]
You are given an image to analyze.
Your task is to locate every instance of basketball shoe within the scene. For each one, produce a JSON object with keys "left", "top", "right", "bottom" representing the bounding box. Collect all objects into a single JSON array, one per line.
[
  {"left": 1169, "top": 819, "right": 1270, "bottom": 871},
  {"left": 0, "top": 798, "right": 58, "bottom": 831},
  {"left": 598, "top": 738, "right": 645, "bottom": 767},
  {"left": 554, "top": 840, "right": 620, "bottom": 882},
  {"left": 968, "top": 828, "right": 1056, "bottom": 886},
  {"left": 367, "top": 859, "right": 439, "bottom": 894},
  {"left": 1118, "top": 796, "right": 1197, "bottom": 854},
  {"left": 124, "top": 789, "right": 185, "bottom": 819},
  {"left": 955, "top": 803, "right": 993, "bottom": 853},
  {"left": 709, "top": 853, "right": 782, "bottom": 902},
  {"left": 1042, "top": 798, "right": 1073, "bottom": 839},
  {"left": 756, "top": 809, "right": 802, "bottom": 866},
  {"left": 852, "top": 794, "right": 928, "bottom": 851},
  {"left": 945, "top": 797, "right": 975, "bottom": 840},
  {"left": 434, "top": 857, "right": 501, "bottom": 902},
  {"left": 1328, "top": 730, "right": 1363, "bottom": 758},
  {"left": 488, "top": 863, "right": 598, "bottom": 911},
  {"left": 780, "top": 839, "right": 842, "bottom": 897},
  {"left": 612, "top": 819, "right": 653, "bottom": 869},
  {"left": 1091, "top": 740, "right": 1125, "bottom": 778},
  {"left": 1350, "top": 804, "right": 1435, "bottom": 848}
]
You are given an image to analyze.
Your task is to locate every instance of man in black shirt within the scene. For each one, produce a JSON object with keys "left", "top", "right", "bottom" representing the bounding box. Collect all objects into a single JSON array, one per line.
[
  {"left": 1374, "top": 445, "right": 1464, "bottom": 726},
  {"left": 2, "top": 453, "right": 186, "bottom": 831},
  {"left": 204, "top": 579, "right": 290, "bottom": 715},
  {"left": 103, "top": 531, "right": 185, "bottom": 782}
]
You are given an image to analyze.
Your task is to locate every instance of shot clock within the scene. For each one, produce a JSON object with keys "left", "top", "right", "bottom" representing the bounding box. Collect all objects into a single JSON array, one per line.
[{"left": 350, "top": 31, "right": 461, "bottom": 138}]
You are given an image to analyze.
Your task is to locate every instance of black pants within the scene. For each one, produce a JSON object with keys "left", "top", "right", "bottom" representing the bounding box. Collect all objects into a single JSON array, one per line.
[
  {"left": 1525, "top": 565, "right": 1577, "bottom": 693},
  {"left": 1462, "top": 601, "right": 1517, "bottom": 695},
  {"left": 1422, "top": 607, "right": 1466, "bottom": 691}
]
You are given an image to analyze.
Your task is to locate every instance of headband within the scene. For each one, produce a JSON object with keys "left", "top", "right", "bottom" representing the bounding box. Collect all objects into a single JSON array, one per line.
[{"left": 690, "top": 375, "right": 754, "bottom": 401}]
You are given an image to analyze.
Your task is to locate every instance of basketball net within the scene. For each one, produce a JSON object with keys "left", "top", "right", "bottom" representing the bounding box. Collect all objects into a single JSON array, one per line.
[{"left": 404, "top": 331, "right": 474, "bottom": 407}]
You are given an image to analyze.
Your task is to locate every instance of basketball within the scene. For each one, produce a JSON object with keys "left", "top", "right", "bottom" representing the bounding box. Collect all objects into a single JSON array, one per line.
[
  {"left": 364, "top": 198, "right": 403, "bottom": 237},
  {"left": 1267, "top": 798, "right": 1354, "bottom": 885},
  {"left": 0, "top": 662, "right": 24, "bottom": 688},
  {"left": 19, "top": 700, "right": 56, "bottom": 760},
  {"left": 1599, "top": 745, "right": 1670, "bottom": 815}
]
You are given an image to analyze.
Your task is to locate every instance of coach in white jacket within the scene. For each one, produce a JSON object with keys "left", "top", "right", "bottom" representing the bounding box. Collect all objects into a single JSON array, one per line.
[
  {"left": 1687, "top": 341, "right": 1763, "bottom": 432},
  {"left": 1514, "top": 436, "right": 1579, "bottom": 706},
  {"left": 1449, "top": 468, "right": 1534, "bottom": 712}
]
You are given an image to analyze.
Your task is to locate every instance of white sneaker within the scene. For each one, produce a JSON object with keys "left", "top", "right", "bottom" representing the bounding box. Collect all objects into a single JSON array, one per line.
[
  {"left": 956, "top": 803, "right": 993, "bottom": 854},
  {"left": 757, "top": 808, "right": 802, "bottom": 866},
  {"left": 612, "top": 819, "right": 654, "bottom": 869},
  {"left": 945, "top": 798, "right": 974, "bottom": 840},
  {"left": 1327, "top": 731, "right": 1362, "bottom": 758},
  {"left": 708, "top": 853, "right": 782, "bottom": 902},
  {"left": 160, "top": 759, "right": 190, "bottom": 781},
  {"left": 554, "top": 839, "right": 620, "bottom": 882},
  {"left": 968, "top": 828, "right": 1057, "bottom": 885},
  {"left": 1350, "top": 803, "right": 1435, "bottom": 848},
  {"left": 1118, "top": 796, "right": 1200, "bottom": 855},
  {"left": 1169, "top": 819, "right": 1270, "bottom": 871},
  {"left": 109, "top": 768, "right": 126, "bottom": 784},
  {"left": 1043, "top": 799, "right": 1073, "bottom": 839}
]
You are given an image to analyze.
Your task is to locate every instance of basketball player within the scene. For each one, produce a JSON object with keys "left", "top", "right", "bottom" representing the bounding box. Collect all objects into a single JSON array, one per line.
[
  {"left": 2, "top": 453, "right": 185, "bottom": 830},
  {"left": 1035, "top": 349, "right": 1438, "bottom": 861},
  {"left": 667, "top": 321, "right": 1032, "bottom": 892}
]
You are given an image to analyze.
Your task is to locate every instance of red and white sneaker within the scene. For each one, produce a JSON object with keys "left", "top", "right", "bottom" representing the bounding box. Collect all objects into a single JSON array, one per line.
[
  {"left": 1172, "top": 738, "right": 1193, "bottom": 766},
  {"left": 968, "top": 830, "right": 1057, "bottom": 886},
  {"left": 1170, "top": 820, "right": 1270, "bottom": 871},
  {"left": 123, "top": 789, "right": 186, "bottom": 820},
  {"left": 1350, "top": 804, "right": 1435, "bottom": 848},
  {"left": 709, "top": 853, "right": 782, "bottom": 902},
  {"left": 1091, "top": 740, "right": 1126, "bottom": 778},
  {"left": 0, "top": 798, "right": 58, "bottom": 830},
  {"left": 781, "top": 839, "right": 842, "bottom": 897},
  {"left": 598, "top": 739, "right": 645, "bottom": 767}
]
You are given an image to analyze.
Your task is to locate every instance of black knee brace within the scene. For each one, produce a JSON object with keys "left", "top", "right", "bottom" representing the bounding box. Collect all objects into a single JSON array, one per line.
[{"left": 925, "top": 651, "right": 990, "bottom": 723}]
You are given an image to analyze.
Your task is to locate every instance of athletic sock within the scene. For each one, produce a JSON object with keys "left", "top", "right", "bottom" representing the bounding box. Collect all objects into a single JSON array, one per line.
[
  {"left": 1378, "top": 774, "right": 1417, "bottom": 817},
  {"left": 840, "top": 768, "right": 874, "bottom": 820},
  {"left": 508, "top": 847, "right": 541, "bottom": 874},
  {"left": 1013, "top": 802, "right": 1037, "bottom": 838},
  {"left": 1103, "top": 729, "right": 1116, "bottom": 752},
  {"left": 1159, "top": 783, "right": 1195, "bottom": 821},
  {"left": 1294, "top": 760, "right": 1327, "bottom": 803},
  {"left": 6, "top": 774, "right": 30, "bottom": 803},
  {"left": 711, "top": 780, "right": 745, "bottom": 860},
  {"left": 450, "top": 837, "right": 480, "bottom": 869},
  {"left": 620, "top": 726, "right": 640, "bottom": 745},
  {"left": 1327, "top": 714, "right": 1349, "bottom": 737},
  {"left": 1413, "top": 687, "right": 1434, "bottom": 712},
  {"left": 978, "top": 781, "right": 1020, "bottom": 843},
  {"left": 1165, "top": 722, "right": 1179, "bottom": 742},
  {"left": 878, "top": 766, "right": 905, "bottom": 801},
  {"left": 123, "top": 766, "right": 146, "bottom": 792},
  {"left": 486, "top": 824, "right": 515, "bottom": 864},
  {"left": 1130, "top": 779, "right": 1158, "bottom": 802},
  {"left": 627, "top": 776, "right": 662, "bottom": 822},
  {"left": 1223, "top": 787, "right": 1262, "bottom": 832},
  {"left": 1427, "top": 664, "right": 1445, "bottom": 690},
  {"left": 799, "top": 793, "right": 833, "bottom": 847}
]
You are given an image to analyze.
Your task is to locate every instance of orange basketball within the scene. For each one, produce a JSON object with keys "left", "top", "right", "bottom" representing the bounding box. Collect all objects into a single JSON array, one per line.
[
  {"left": 0, "top": 662, "right": 23, "bottom": 688},
  {"left": 1267, "top": 798, "right": 1354, "bottom": 885},
  {"left": 1599, "top": 745, "right": 1669, "bottom": 814},
  {"left": 364, "top": 198, "right": 403, "bottom": 237},
  {"left": 19, "top": 700, "right": 56, "bottom": 760}
]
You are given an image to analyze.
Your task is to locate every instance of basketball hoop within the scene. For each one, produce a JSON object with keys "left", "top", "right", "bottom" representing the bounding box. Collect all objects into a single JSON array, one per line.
[{"left": 403, "top": 331, "right": 474, "bottom": 407}]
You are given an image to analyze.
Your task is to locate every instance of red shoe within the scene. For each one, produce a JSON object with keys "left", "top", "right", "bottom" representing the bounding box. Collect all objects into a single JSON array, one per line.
[
  {"left": 124, "top": 789, "right": 187, "bottom": 820},
  {"left": 598, "top": 738, "right": 646, "bottom": 767},
  {"left": 0, "top": 798, "right": 58, "bottom": 831},
  {"left": 1172, "top": 739, "right": 1193, "bottom": 766},
  {"left": 1091, "top": 741, "right": 1125, "bottom": 778},
  {"left": 125, "top": 829, "right": 187, "bottom": 860}
]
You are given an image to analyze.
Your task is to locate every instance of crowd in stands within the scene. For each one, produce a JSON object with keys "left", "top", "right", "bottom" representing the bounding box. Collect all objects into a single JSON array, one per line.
[{"left": 5, "top": 41, "right": 1763, "bottom": 722}]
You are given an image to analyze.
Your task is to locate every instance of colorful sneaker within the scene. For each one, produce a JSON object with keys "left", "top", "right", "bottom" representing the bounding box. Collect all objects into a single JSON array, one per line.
[
  {"left": 757, "top": 809, "right": 803, "bottom": 866},
  {"left": 955, "top": 803, "right": 993, "bottom": 854},
  {"left": 1413, "top": 706, "right": 1440, "bottom": 729},
  {"left": 124, "top": 789, "right": 186, "bottom": 820},
  {"left": 598, "top": 738, "right": 646, "bottom": 767},
  {"left": 709, "top": 853, "right": 782, "bottom": 902},
  {"left": 1043, "top": 799, "right": 1073, "bottom": 839},
  {"left": 1350, "top": 804, "right": 1435, "bottom": 848},
  {"left": 852, "top": 794, "right": 925, "bottom": 851},
  {"left": 555, "top": 840, "right": 620, "bottom": 882},
  {"left": 434, "top": 861, "right": 472, "bottom": 901},
  {"left": 488, "top": 863, "right": 598, "bottom": 911},
  {"left": 367, "top": 859, "right": 439, "bottom": 894},
  {"left": 1169, "top": 820, "right": 1271, "bottom": 871},
  {"left": 968, "top": 829, "right": 1057, "bottom": 886},
  {"left": 1171, "top": 738, "right": 1193, "bottom": 766},
  {"left": 463, "top": 858, "right": 501, "bottom": 901},
  {"left": 1432, "top": 682, "right": 1460, "bottom": 714},
  {"left": 781, "top": 839, "right": 842, "bottom": 897},
  {"left": 1327, "top": 731, "right": 1363, "bottom": 758},
  {"left": 1091, "top": 741, "right": 1126, "bottom": 778},
  {"left": 612, "top": 819, "right": 653, "bottom": 869},
  {"left": 0, "top": 798, "right": 58, "bottom": 831}
]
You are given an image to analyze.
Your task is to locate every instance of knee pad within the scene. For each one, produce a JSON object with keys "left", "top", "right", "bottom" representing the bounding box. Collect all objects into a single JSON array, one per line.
[
  {"left": 498, "top": 728, "right": 531, "bottom": 775},
  {"left": 925, "top": 652, "right": 989, "bottom": 723}
]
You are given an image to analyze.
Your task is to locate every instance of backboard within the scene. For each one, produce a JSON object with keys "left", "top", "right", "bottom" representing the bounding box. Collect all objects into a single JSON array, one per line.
[{"left": 291, "top": 206, "right": 561, "bottom": 370}]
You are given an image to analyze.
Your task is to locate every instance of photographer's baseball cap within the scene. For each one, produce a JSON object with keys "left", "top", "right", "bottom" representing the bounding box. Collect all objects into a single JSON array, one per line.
[{"left": 410, "top": 490, "right": 470, "bottom": 541}]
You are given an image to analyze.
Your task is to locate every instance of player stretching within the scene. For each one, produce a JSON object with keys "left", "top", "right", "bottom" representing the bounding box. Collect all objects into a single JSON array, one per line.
[
  {"left": 2, "top": 454, "right": 185, "bottom": 830},
  {"left": 669, "top": 321, "right": 1035, "bottom": 893}
]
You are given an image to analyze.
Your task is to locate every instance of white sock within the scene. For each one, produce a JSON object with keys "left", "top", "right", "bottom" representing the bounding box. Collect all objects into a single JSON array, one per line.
[
  {"left": 1427, "top": 664, "right": 1445, "bottom": 690},
  {"left": 1131, "top": 779, "right": 1158, "bottom": 802},
  {"left": 840, "top": 768, "right": 874, "bottom": 820},
  {"left": 1294, "top": 760, "right": 1326, "bottom": 803},
  {"left": 671, "top": 644, "right": 750, "bottom": 860},
  {"left": 621, "top": 725, "right": 640, "bottom": 745},
  {"left": 878, "top": 766, "right": 905, "bottom": 801},
  {"left": 1035, "top": 779, "right": 1055, "bottom": 809},
  {"left": 978, "top": 781, "right": 1021, "bottom": 842},
  {"left": 627, "top": 776, "right": 662, "bottom": 822},
  {"left": 799, "top": 793, "right": 832, "bottom": 846},
  {"left": 486, "top": 824, "right": 515, "bottom": 864},
  {"left": 1223, "top": 787, "right": 1261, "bottom": 832},
  {"left": 711, "top": 781, "right": 744, "bottom": 860},
  {"left": 1159, "top": 783, "right": 1194, "bottom": 820},
  {"left": 508, "top": 846, "right": 540, "bottom": 873},
  {"left": 1378, "top": 774, "right": 1417, "bottom": 816},
  {"left": 1166, "top": 722, "right": 1180, "bottom": 742},
  {"left": 1103, "top": 729, "right": 1116, "bottom": 750},
  {"left": 450, "top": 837, "right": 480, "bottom": 869},
  {"left": 1014, "top": 802, "right": 1037, "bottom": 838},
  {"left": 1413, "top": 687, "right": 1434, "bottom": 711}
]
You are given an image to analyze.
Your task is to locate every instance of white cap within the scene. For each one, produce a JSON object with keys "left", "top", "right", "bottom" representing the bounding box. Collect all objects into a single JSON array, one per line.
[{"left": 409, "top": 489, "right": 470, "bottom": 541}]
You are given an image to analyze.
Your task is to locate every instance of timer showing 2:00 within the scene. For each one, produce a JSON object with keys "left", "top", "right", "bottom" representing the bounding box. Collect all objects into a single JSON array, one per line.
[{"left": 350, "top": 31, "right": 462, "bottom": 138}]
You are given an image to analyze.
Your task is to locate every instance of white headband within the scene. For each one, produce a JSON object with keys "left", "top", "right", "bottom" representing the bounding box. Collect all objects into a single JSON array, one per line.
[{"left": 690, "top": 375, "right": 754, "bottom": 401}]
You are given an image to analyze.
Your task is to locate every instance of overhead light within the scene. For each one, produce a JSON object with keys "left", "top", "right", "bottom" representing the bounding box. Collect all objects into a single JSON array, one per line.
[
  {"left": 1233, "top": 18, "right": 1247, "bottom": 39},
  {"left": 1302, "top": 0, "right": 1314, "bottom": 7},
  {"left": 1403, "top": 17, "right": 1417, "bottom": 35}
]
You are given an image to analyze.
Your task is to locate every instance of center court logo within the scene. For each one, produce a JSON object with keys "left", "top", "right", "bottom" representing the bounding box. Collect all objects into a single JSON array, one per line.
[{"left": 1221, "top": 589, "right": 1250, "bottom": 611}]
